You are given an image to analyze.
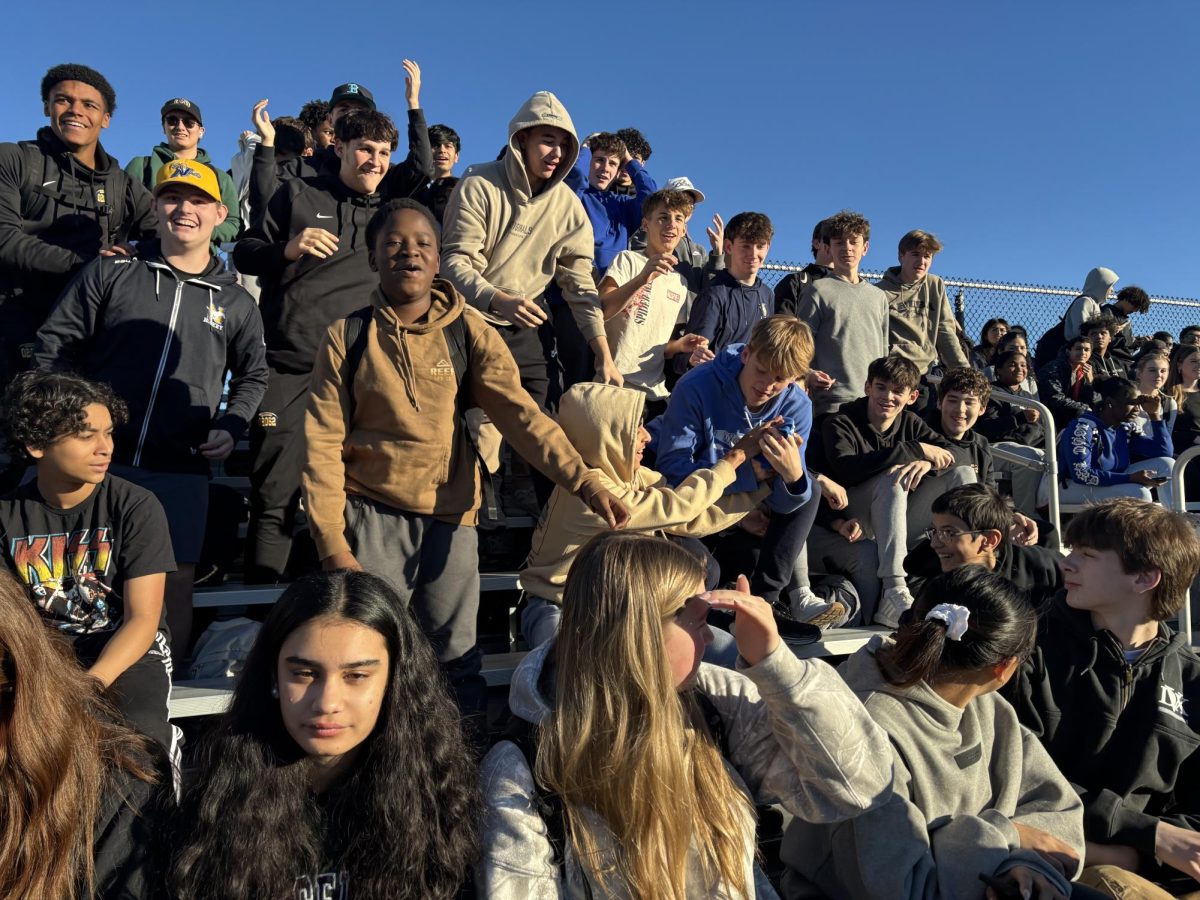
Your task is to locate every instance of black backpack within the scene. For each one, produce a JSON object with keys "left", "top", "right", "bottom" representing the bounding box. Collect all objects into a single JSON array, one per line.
[
  {"left": 17, "top": 141, "right": 133, "bottom": 248},
  {"left": 341, "top": 307, "right": 498, "bottom": 519}
]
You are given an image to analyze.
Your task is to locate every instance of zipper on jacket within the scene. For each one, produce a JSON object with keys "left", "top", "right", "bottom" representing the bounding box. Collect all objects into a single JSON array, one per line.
[
  {"left": 1120, "top": 664, "right": 1135, "bottom": 712},
  {"left": 133, "top": 277, "right": 185, "bottom": 466}
]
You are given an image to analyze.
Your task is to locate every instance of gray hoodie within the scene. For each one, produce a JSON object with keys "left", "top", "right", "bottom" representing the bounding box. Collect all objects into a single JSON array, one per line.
[
  {"left": 878, "top": 267, "right": 970, "bottom": 374},
  {"left": 1063, "top": 266, "right": 1119, "bottom": 341},
  {"left": 781, "top": 636, "right": 1085, "bottom": 899},
  {"left": 477, "top": 641, "right": 894, "bottom": 899}
]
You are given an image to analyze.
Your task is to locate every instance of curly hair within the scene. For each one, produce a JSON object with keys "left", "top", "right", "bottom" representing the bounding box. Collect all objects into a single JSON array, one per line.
[
  {"left": 725, "top": 211, "right": 774, "bottom": 245},
  {"left": 937, "top": 366, "right": 992, "bottom": 404},
  {"left": 615, "top": 127, "right": 651, "bottom": 161},
  {"left": 297, "top": 99, "right": 330, "bottom": 134},
  {"left": 822, "top": 209, "right": 871, "bottom": 243},
  {"left": 641, "top": 189, "right": 694, "bottom": 221},
  {"left": 587, "top": 132, "right": 627, "bottom": 159},
  {"left": 169, "top": 570, "right": 480, "bottom": 899},
  {"left": 1, "top": 371, "right": 127, "bottom": 458},
  {"left": 1115, "top": 285, "right": 1151, "bottom": 314},
  {"left": 40, "top": 63, "right": 116, "bottom": 114}
]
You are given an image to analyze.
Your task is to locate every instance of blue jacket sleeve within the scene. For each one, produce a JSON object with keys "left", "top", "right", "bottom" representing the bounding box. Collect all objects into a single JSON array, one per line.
[
  {"left": 656, "top": 380, "right": 759, "bottom": 496},
  {"left": 566, "top": 146, "right": 589, "bottom": 194},
  {"left": 766, "top": 388, "right": 813, "bottom": 512},
  {"left": 619, "top": 160, "right": 657, "bottom": 232},
  {"left": 1059, "top": 418, "right": 1129, "bottom": 487},
  {"left": 1129, "top": 418, "right": 1173, "bottom": 460}
]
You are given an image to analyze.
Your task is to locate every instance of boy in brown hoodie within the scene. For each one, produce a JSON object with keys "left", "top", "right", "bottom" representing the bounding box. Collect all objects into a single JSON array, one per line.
[{"left": 302, "top": 199, "right": 628, "bottom": 722}]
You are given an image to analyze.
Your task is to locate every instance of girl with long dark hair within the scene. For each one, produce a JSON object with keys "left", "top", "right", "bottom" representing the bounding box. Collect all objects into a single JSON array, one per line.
[
  {"left": 169, "top": 569, "right": 479, "bottom": 899},
  {"left": 0, "top": 568, "right": 159, "bottom": 898}
]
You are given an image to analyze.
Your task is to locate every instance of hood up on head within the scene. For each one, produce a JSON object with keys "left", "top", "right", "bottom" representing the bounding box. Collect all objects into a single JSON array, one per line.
[
  {"left": 557, "top": 382, "right": 645, "bottom": 483},
  {"left": 503, "top": 91, "right": 580, "bottom": 204},
  {"left": 1082, "top": 267, "right": 1119, "bottom": 302}
]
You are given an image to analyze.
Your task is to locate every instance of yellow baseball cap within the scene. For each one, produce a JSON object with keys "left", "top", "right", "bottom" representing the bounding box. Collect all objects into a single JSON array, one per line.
[{"left": 154, "top": 159, "right": 222, "bottom": 203}]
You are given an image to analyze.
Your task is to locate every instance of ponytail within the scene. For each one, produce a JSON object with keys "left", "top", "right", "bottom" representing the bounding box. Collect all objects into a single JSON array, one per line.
[{"left": 876, "top": 566, "right": 1037, "bottom": 689}]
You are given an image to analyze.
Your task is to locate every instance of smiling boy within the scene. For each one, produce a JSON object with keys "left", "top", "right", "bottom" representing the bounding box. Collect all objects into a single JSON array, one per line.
[
  {"left": 302, "top": 198, "right": 628, "bottom": 726},
  {"left": 34, "top": 158, "right": 267, "bottom": 655}
]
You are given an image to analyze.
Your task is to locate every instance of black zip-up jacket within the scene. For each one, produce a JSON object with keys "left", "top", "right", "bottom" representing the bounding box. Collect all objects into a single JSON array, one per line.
[
  {"left": 1003, "top": 595, "right": 1200, "bottom": 865},
  {"left": 311, "top": 107, "right": 434, "bottom": 198},
  {"left": 773, "top": 262, "right": 830, "bottom": 318},
  {"left": 818, "top": 397, "right": 953, "bottom": 487},
  {"left": 233, "top": 173, "right": 384, "bottom": 374},
  {"left": 904, "top": 539, "right": 1063, "bottom": 609},
  {"left": 1037, "top": 355, "right": 1098, "bottom": 428},
  {"left": 247, "top": 144, "right": 319, "bottom": 230},
  {"left": 32, "top": 242, "right": 267, "bottom": 474},
  {"left": 0, "top": 128, "right": 156, "bottom": 373}
]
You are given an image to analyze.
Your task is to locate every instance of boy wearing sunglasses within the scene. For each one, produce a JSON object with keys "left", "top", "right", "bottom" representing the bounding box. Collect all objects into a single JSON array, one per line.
[{"left": 125, "top": 97, "right": 240, "bottom": 248}]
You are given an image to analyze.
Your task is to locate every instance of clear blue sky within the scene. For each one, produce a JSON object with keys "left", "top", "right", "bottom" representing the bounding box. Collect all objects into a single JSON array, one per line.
[{"left": 2, "top": 0, "right": 1197, "bottom": 298}]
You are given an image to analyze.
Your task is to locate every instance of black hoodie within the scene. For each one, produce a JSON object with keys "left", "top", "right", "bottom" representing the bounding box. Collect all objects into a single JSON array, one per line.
[
  {"left": 1003, "top": 594, "right": 1200, "bottom": 867},
  {"left": 32, "top": 241, "right": 268, "bottom": 474},
  {"left": 904, "top": 539, "right": 1064, "bottom": 610},
  {"left": 0, "top": 127, "right": 156, "bottom": 373}
]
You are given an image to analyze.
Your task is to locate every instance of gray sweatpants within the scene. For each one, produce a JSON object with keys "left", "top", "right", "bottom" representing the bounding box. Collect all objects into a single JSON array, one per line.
[
  {"left": 343, "top": 494, "right": 484, "bottom": 715},
  {"left": 845, "top": 465, "right": 978, "bottom": 583}
]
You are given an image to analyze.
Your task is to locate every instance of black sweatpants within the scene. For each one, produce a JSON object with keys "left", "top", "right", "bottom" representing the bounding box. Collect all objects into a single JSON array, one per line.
[{"left": 496, "top": 317, "right": 559, "bottom": 508}]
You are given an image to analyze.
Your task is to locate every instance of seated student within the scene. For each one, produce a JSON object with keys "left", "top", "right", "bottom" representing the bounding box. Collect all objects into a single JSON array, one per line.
[
  {"left": 1132, "top": 346, "right": 1178, "bottom": 438},
  {"left": 903, "top": 484, "right": 1063, "bottom": 610},
  {"left": 773, "top": 216, "right": 832, "bottom": 317},
  {"left": 680, "top": 211, "right": 775, "bottom": 359},
  {"left": 1082, "top": 314, "right": 1127, "bottom": 380},
  {"left": 1100, "top": 284, "right": 1152, "bottom": 370},
  {"left": 34, "top": 157, "right": 268, "bottom": 656},
  {"left": 0, "top": 372, "right": 177, "bottom": 759},
  {"left": 169, "top": 569, "right": 479, "bottom": 899},
  {"left": 817, "top": 355, "right": 957, "bottom": 627},
  {"left": 478, "top": 532, "right": 893, "bottom": 898},
  {"left": 519, "top": 382, "right": 778, "bottom": 651},
  {"left": 599, "top": 188, "right": 710, "bottom": 417},
  {"left": 928, "top": 366, "right": 995, "bottom": 484},
  {"left": 794, "top": 210, "right": 889, "bottom": 418},
  {"left": 987, "top": 330, "right": 1039, "bottom": 393},
  {"left": 1167, "top": 343, "right": 1200, "bottom": 507},
  {"left": 977, "top": 349, "right": 1048, "bottom": 515},
  {"left": 1004, "top": 499, "right": 1200, "bottom": 898},
  {"left": 1182, "top": 325, "right": 1200, "bottom": 347},
  {"left": 656, "top": 316, "right": 824, "bottom": 618},
  {"left": 565, "top": 131, "right": 656, "bottom": 272},
  {"left": 1154, "top": 330, "right": 1176, "bottom": 351},
  {"left": 1057, "top": 377, "right": 1175, "bottom": 508},
  {"left": 302, "top": 199, "right": 628, "bottom": 726},
  {"left": 0, "top": 567, "right": 163, "bottom": 898},
  {"left": 782, "top": 566, "right": 1088, "bottom": 900},
  {"left": 1039, "top": 334, "right": 1099, "bottom": 428},
  {"left": 878, "top": 228, "right": 970, "bottom": 376},
  {"left": 974, "top": 317, "right": 1010, "bottom": 369}
]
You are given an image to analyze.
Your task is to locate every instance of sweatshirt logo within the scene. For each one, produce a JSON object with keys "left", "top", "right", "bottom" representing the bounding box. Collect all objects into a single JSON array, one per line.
[
  {"left": 203, "top": 300, "right": 226, "bottom": 334},
  {"left": 8, "top": 529, "right": 115, "bottom": 632},
  {"left": 95, "top": 187, "right": 106, "bottom": 205},
  {"left": 511, "top": 223, "right": 533, "bottom": 237},
  {"left": 258, "top": 411, "right": 278, "bottom": 428},
  {"left": 1159, "top": 684, "right": 1188, "bottom": 724},
  {"left": 430, "top": 358, "right": 454, "bottom": 379}
]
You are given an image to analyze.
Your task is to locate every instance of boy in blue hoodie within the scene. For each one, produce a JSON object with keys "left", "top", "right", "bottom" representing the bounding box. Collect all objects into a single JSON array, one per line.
[
  {"left": 565, "top": 131, "right": 657, "bottom": 273},
  {"left": 1058, "top": 377, "right": 1174, "bottom": 507},
  {"left": 656, "top": 315, "right": 827, "bottom": 622}
]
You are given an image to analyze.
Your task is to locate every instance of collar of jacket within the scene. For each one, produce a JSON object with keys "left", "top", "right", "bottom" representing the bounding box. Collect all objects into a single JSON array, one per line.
[{"left": 36, "top": 125, "right": 117, "bottom": 175}]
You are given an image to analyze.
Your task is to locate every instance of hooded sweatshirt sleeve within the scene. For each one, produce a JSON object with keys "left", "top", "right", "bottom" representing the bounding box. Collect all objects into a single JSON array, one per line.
[
  {"left": 550, "top": 204, "right": 606, "bottom": 342},
  {"left": 932, "top": 280, "right": 970, "bottom": 369},
  {"left": 656, "top": 374, "right": 759, "bottom": 497},
  {"left": 302, "top": 322, "right": 354, "bottom": 559},
  {"left": 0, "top": 142, "right": 84, "bottom": 276},
  {"left": 466, "top": 313, "right": 604, "bottom": 500},
  {"left": 214, "top": 295, "right": 268, "bottom": 440},
  {"left": 439, "top": 174, "right": 505, "bottom": 314},
  {"left": 232, "top": 177, "right": 295, "bottom": 277},
  {"left": 1128, "top": 417, "right": 1172, "bottom": 460},
  {"left": 1063, "top": 294, "right": 1102, "bottom": 342},
  {"left": 382, "top": 108, "right": 434, "bottom": 197},
  {"left": 1059, "top": 416, "right": 1129, "bottom": 486},
  {"left": 30, "top": 256, "right": 111, "bottom": 369}
]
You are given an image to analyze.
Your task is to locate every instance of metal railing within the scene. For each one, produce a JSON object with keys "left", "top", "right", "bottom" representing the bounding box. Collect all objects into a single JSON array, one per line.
[
  {"left": 1170, "top": 445, "right": 1200, "bottom": 644},
  {"left": 980, "top": 392, "right": 1062, "bottom": 550}
]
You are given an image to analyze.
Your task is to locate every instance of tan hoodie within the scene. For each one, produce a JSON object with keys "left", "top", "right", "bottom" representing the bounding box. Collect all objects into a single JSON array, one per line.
[
  {"left": 302, "top": 280, "right": 605, "bottom": 559},
  {"left": 439, "top": 91, "right": 605, "bottom": 341},
  {"left": 519, "top": 383, "right": 768, "bottom": 603}
]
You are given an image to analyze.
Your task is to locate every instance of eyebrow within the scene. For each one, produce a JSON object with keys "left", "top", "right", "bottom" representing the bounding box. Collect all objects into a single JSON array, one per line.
[{"left": 284, "top": 656, "right": 382, "bottom": 670}]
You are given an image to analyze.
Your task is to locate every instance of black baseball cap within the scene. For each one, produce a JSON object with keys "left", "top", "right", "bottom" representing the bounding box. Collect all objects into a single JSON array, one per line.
[
  {"left": 161, "top": 97, "right": 202, "bottom": 126},
  {"left": 328, "top": 82, "right": 375, "bottom": 111}
]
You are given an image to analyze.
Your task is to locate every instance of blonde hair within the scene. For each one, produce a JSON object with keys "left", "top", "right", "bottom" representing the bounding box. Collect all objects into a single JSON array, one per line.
[
  {"left": 746, "top": 315, "right": 814, "bottom": 380},
  {"left": 540, "top": 533, "right": 754, "bottom": 900}
]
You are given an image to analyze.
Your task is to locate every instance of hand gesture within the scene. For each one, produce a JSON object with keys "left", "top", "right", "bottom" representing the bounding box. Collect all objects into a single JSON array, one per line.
[
  {"left": 706, "top": 213, "right": 725, "bottom": 253},
  {"left": 889, "top": 459, "right": 932, "bottom": 491},
  {"left": 1130, "top": 469, "right": 1166, "bottom": 488},
  {"left": 1082, "top": 362, "right": 1094, "bottom": 384},
  {"left": 1023, "top": 407, "right": 1041, "bottom": 423},
  {"left": 1009, "top": 512, "right": 1038, "bottom": 546},
  {"left": 252, "top": 99, "right": 275, "bottom": 146},
  {"left": 403, "top": 59, "right": 422, "bottom": 110},
  {"left": 640, "top": 251, "right": 678, "bottom": 285},
  {"left": 689, "top": 343, "right": 716, "bottom": 367},
  {"left": 284, "top": 228, "right": 339, "bottom": 261},
  {"left": 760, "top": 427, "right": 804, "bottom": 484},
  {"left": 834, "top": 517, "right": 863, "bottom": 542},
  {"left": 587, "top": 489, "right": 630, "bottom": 529},
  {"left": 815, "top": 473, "right": 848, "bottom": 509},
  {"left": 490, "top": 291, "right": 548, "bottom": 329},
  {"left": 1139, "top": 392, "right": 1163, "bottom": 420},
  {"left": 705, "top": 574, "right": 780, "bottom": 666},
  {"left": 806, "top": 369, "right": 836, "bottom": 392},
  {"left": 667, "top": 333, "right": 708, "bottom": 359},
  {"left": 199, "top": 429, "right": 235, "bottom": 460},
  {"left": 919, "top": 443, "right": 956, "bottom": 470}
]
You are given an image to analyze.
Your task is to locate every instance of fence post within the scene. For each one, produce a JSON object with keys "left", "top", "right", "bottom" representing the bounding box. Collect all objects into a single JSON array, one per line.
[{"left": 954, "top": 287, "right": 966, "bottom": 328}]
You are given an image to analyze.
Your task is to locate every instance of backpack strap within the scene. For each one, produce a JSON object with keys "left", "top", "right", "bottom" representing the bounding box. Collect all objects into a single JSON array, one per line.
[
  {"left": 341, "top": 305, "right": 374, "bottom": 421},
  {"left": 445, "top": 313, "right": 500, "bottom": 521},
  {"left": 18, "top": 141, "right": 130, "bottom": 245}
]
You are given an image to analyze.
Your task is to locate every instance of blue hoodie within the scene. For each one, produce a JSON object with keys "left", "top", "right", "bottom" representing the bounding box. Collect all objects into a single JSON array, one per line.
[
  {"left": 654, "top": 345, "right": 811, "bottom": 513},
  {"left": 1057, "top": 410, "right": 1172, "bottom": 486},
  {"left": 566, "top": 147, "right": 657, "bottom": 271}
]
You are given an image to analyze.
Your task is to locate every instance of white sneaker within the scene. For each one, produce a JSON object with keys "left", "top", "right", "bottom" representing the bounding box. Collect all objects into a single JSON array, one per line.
[
  {"left": 875, "top": 585, "right": 915, "bottom": 629},
  {"left": 788, "top": 586, "right": 825, "bottom": 619}
]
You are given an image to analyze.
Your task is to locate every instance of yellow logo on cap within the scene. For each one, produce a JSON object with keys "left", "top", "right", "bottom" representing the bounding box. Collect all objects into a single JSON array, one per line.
[{"left": 168, "top": 161, "right": 202, "bottom": 180}]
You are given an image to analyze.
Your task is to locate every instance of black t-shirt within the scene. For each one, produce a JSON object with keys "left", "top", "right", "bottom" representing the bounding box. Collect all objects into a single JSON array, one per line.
[{"left": 0, "top": 476, "right": 175, "bottom": 635}]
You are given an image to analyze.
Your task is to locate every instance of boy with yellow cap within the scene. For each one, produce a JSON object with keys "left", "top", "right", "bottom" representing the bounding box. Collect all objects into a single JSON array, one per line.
[{"left": 32, "top": 158, "right": 269, "bottom": 659}]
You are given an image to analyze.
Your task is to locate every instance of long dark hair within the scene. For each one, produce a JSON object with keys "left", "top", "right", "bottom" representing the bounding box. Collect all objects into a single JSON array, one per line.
[
  {"left": 0, "top": 570, "right": 155, "bottom": 899},
  {"left": 876, "top": 566, "right": 1037, "bottom": 689},
  {"left": 169, "top": 570, "right": 479, "bottom": 899}
]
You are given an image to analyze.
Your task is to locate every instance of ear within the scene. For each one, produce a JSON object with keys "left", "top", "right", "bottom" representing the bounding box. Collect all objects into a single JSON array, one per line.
[
  {"left": 723, "top": 237, "right": 733, "bottom": 254},
  {"left": 905, "top": 389, "right": 920, "bottom": 406},
  {"left": 26, "top": 444, "right": 45, "bottom": 460},
  {"left": 214, "top": 203, "right": 228, "bottom": 226},
  {"left": 862, "top": 239, "right": 870, "bottom": 256},
  {"left": 334, "top": 139, "right": 344, "bottom": 160},
  {"left": 1133, "top": 567, "right": 1162, "bottom": 597},
  {"left": 740, "top": 346, "right": 749, "bottom": 365},
  {"left": 367, "top": 247, "right": 378, "bottom": 273},
  {"left": 992, "top": 655, "right": 1020, "bottom": 686},
  {"left": 980, "top": 529, "right": 1004, "bottom": 553}
]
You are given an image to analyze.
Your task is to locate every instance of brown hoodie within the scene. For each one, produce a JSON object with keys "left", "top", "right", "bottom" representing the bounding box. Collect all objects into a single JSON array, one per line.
[
  {"left": 302, "top": 279, "right": 605, "bottom": 559},
  {"left": 519, "top": 383, "right": 767, "bottom": 604},
  {"left": 439, "top": 91, "right": 604, "bottom": 341}
]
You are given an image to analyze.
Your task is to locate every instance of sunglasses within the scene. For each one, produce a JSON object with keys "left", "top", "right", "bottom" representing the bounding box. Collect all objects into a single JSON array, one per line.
[{"left": 165, "top": 115, "right": 199, "bottom": 129}]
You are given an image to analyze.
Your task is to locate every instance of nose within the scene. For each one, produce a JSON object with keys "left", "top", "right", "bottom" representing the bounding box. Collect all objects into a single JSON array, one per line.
[
  {"left": 310, "top": 677, "right": 345, "bottom": 714},
  {"left": 98, "top": 433, "right": 114, "bottom": 457}
]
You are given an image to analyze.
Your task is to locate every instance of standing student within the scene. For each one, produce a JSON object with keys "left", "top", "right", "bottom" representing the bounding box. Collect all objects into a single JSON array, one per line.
[
  {"left": 1033, "top": 267, "right": 1119, "bottom": 371},
  {"left": 0, "top": 63, "right": 156, "bottom": 390},
  {"left": 0, "top": 567, "right": 162, "bottom": 900},
  {"left": 34, "top": 156, "right": 267, "bottom": 655},
  {"left": 565, "top": 131, "right": 657, "bottom": 272},
  {"left": 0, "top": 372, "right": 177, "bottom": 756},
  {"left": 417, "top": 123, "right": 460, "bottom": 224},
  {"left": 302, "top": 199, "right": 628, "bottom": 723},
  {"left": 169, "top": 570, "right": 480, "bottom": 900},
  {"left": 773, "top": 217, "right": 832, "bottom": 317},
  {"left": 478, "top": 532, "right": 893, "bottom": 899}
]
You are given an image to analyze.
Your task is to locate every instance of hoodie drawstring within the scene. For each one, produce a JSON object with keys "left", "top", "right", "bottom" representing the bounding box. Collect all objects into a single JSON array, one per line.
[{"left": 396, "top": 330, "right": 421, "bottom": 412}]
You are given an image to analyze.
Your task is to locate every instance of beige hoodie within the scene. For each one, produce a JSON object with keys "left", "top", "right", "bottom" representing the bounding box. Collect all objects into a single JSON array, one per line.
[
  {"left": 519, "top": 383, "right": 768, "bottom": 603},
  {"left": 439, "top": 91, "right": 605, "bottom": 341},
  {"left": 302, "top": 280, "right": 605, "bottom": 559}
]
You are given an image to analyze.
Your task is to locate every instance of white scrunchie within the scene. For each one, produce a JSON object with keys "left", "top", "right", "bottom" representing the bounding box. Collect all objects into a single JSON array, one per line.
[{"left": 925, "top": 603, "right": 970, "bottom": 641}]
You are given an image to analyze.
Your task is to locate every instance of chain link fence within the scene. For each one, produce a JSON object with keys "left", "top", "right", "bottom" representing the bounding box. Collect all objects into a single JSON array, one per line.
[{"left": 760, "top": 262, "right": 1200, "bottom": 348}]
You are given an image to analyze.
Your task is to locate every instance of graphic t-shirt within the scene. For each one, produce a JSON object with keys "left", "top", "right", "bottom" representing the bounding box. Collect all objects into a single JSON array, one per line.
[
  {"left": 603, "top": 249, "right": 689, "bottom": 398},
  {"left": 0, "top": 476, "right": 175, "bottom": 635},
  {"left": 295, "top": 872, "right": 348, "bottom": 900}
]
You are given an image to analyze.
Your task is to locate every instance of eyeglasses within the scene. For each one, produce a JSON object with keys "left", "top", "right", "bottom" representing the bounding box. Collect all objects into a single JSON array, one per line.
[
  {"left": 165, "top": 115, "right": 199, "bottom": 129},
  {"left": 673, "top": 595, "right": 712, "bottom": 632},
  {"left": 923, "top": 526, "right": 987, "bottom": 543}
]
